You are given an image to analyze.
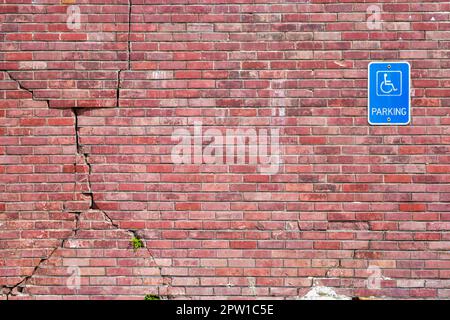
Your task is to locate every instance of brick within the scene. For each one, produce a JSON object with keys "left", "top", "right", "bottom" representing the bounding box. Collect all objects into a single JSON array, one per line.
[{"left": 1, "top": 0, "right": 450, "bottom": 300}]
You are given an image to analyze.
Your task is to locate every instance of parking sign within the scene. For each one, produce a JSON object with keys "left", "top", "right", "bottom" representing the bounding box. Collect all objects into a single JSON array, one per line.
[{"left": 368, "top": 62, "right": 411, "bottom": 125}]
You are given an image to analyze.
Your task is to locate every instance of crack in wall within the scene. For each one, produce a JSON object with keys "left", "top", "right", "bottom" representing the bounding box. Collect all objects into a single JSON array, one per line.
[
  {"left": 116, "top": 0, "right": 132, "bottom": 107},
  {"left": 0, "top": 71, "right": 60, "bottom": 299},
  {"left": 72, "top": 107, "right": 165, "bottom": 275},
  {"left": 3, "top": 213, "right": 81, "bottom": 299},
  {"left": 1, "top": 1, "right": 172, "bottom": 298},
  {"left": 126, "top": 0, "right": 132, "bottom": 71},
  {"left": 72, "top": 107, "right": 94, "bottom": 209},
  {"left": 0, "top": 71, "right": 83, "bottom": 299},
  {"left": 1, "top": 70, "right": 51, "bottom": 110},
  {"left": 117, "top": 70, "right": 123, "bottom": 108},
  {"left": 1, "top": 18, "right": 170, "bottom": 295}
]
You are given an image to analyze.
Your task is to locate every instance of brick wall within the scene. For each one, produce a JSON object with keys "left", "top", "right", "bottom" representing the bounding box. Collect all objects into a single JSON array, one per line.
[{"left": 1, "top": 0, "right": 449, "bottom": 299}]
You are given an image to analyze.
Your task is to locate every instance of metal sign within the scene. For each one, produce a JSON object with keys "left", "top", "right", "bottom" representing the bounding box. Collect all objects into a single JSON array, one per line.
[{"left": 368, "top": 62, "right": 411, "bottom": 125}]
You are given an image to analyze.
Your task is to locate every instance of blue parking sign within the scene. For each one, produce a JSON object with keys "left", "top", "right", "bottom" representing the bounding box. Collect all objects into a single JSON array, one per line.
[{"left": 368, "top": 62, "right": 411, "bottom": 125}]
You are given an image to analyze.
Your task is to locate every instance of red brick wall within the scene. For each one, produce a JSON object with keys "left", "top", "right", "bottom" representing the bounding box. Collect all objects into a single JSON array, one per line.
[{"left": 1, "top": 0, "right": 449, "bottom": 299}]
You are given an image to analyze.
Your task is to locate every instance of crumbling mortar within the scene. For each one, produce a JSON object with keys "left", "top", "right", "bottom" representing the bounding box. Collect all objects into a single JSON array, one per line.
[
  {"left": 71, "top": 107, "right": 94, "bottom": 209},
  {"left": 1, "top": 1, "right": 171, "bottom": 295},
  {"left": 117, "top": 2, "right": 172, "bottom": 293},
  {"left": 117, "top": 69, "right": 123, "bottom": 108},
  {"left": 115, "top": 0, "right": 132, "bottom": 107},
  {"left": 3, "top": 212, "right": 80, "bottom": 299},
  {"left": 0, "top": 71, "right": 72, "bottom": 298},
  {"left": 2, "top": 62, "right": 171, "bottom": 298},
  {"left": 71, "top": 108, "right": 163, "bottom": 274},
  {"left": 2, "top": 70, "right": 50, "bottom": 109}
]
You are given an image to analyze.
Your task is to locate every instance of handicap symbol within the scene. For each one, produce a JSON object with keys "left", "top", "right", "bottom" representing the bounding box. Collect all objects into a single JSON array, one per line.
[
  {"left": 376, "top": 71, "right": 402, "bottom": 96},
  {"left": 380, "top": 73, "right": 398, "bottom": 94}
]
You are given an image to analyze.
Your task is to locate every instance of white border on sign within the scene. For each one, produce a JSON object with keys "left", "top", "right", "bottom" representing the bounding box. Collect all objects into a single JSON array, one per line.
[{"left": 368, "top": 61, "right": 411, "bottom": 126}]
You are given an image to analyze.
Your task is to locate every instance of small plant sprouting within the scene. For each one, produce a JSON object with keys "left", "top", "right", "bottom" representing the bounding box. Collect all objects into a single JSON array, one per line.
[
  {"left": 131, "top": 236, "right": 144, "bottom": 250},
  {"left": 144, "top": 294, "right": 161, "bottom": 300}
]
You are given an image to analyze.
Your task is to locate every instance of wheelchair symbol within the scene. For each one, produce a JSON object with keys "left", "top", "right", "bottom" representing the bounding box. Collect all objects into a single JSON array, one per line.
[
  {"left": 376, "top": 71, "right": 402, "bottom": 96},
  {"left": 380, "top": 73, "right": 398, "bottom": 94}
]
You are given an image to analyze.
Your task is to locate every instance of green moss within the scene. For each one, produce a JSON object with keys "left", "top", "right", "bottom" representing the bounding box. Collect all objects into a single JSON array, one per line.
[
  {"left": 131, "top": 236, "right": 144, "bottom": 250},
  {"left": 144, "top": 294, "right": 161, "bottom": 300}
]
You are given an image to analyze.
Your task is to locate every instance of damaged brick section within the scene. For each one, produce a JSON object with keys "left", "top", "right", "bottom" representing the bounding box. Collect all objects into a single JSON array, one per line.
[
  {"left": 70, "top": 106, "right": 171, "bottom": 299},
  {"left": 2, "top": 212, "right": 81, "bottom": 299},
  {"left": 116, "top": 0, "right": 133, "bottom": 109},
  {"left": 5, "top": 0, "right": 178, "bottom": 300},
  {"left": 2, "top": 0, "right": 450, "bottom": 300},
  {"left": 1, "top": 22, "right": 169, "bottom": 298},
  {"left": 1, "top": 0, "right": 170, "bottom": 300}
]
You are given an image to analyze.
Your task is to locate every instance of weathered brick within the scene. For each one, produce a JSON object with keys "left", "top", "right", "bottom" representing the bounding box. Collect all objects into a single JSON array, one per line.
[{"left": 1, "top": 0, "right": 449, "bottom": 300}]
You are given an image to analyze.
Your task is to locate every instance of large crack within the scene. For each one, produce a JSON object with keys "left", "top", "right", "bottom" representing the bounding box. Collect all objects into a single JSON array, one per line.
[
  {"left": 71, "top": 107, "right": 168, "bottom": 291},
  {"left": 116, "top": 0, "right": 133, "bottom": 108},
  {"left": 3, "top": 213, "right": 81, "bottom": 299},
  {"left": 127, "top": 0, "right": 132, "bottom": 71},
  {"left": 0, "top": 0, "right": 172, "bottom": 299},
  {"left": 1, "top": 3, "right": 169, "bottom": 294},
  {"left": 1, "top": 74, "right": 168, "bottom": 299},
  {"left": 0, "top": 71, "right": 84, "bottom": 299}
]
